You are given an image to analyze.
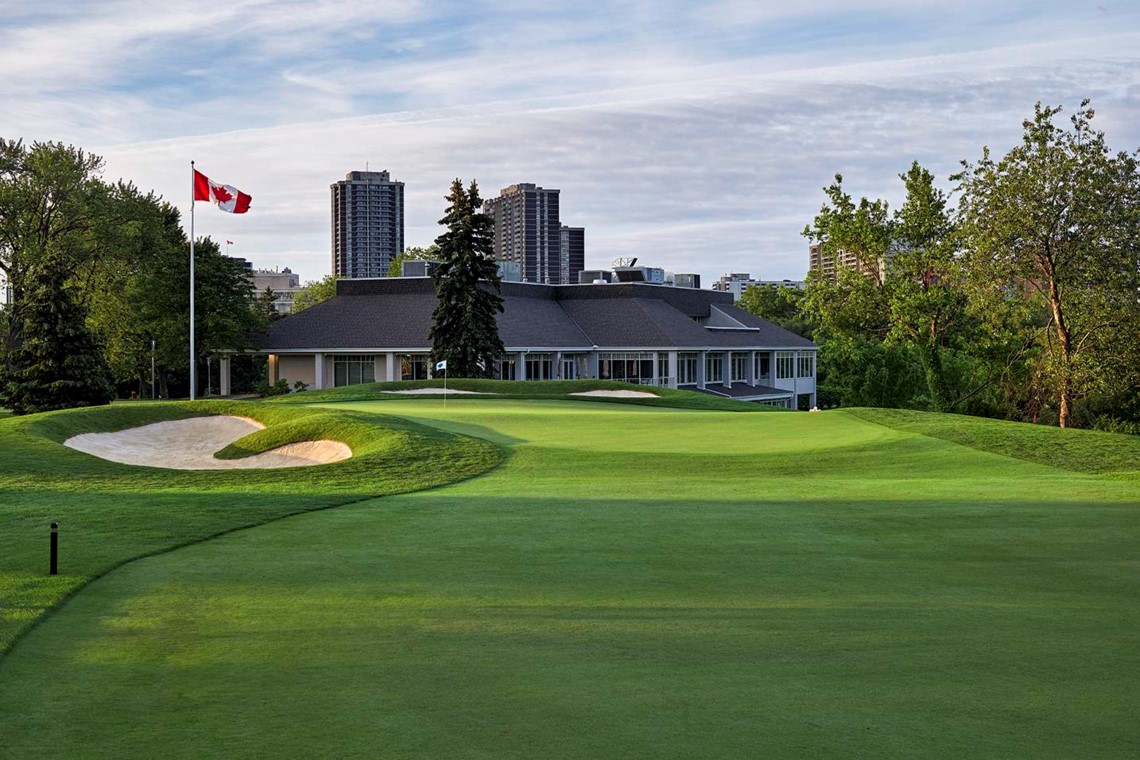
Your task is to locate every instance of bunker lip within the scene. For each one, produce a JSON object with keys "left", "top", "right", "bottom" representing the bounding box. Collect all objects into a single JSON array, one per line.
[
  {"left": 569, "top": 390, "right": 660, "bottom": 398},
  {"left": 63, "top": 415, "right": 352, "bottom": 470}
]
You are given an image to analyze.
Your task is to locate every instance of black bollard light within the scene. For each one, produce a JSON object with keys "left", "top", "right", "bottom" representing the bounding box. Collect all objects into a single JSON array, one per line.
[{"left": 49, "top": 522, "right": 59, "bottom": 576}]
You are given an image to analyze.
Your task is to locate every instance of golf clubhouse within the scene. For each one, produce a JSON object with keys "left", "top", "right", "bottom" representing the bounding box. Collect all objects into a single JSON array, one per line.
[{"left": 221, "top": 277, "right": 818, "bottom": 408}]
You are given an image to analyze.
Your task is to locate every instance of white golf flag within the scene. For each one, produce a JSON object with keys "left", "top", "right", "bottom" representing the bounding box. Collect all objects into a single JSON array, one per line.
[{"left": 435, "top": 360, "right": 447, "bottom": 371}]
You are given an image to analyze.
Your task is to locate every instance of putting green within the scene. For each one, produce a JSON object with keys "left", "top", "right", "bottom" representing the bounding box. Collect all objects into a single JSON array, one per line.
[{"left": 0, "top": 400, "right": 1137, "bottom": 758}]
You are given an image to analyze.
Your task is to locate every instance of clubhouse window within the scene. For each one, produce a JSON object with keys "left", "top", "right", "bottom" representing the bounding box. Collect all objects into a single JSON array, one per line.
[
  {"left": 399, "top": 354, "right": 429, "bottom": 380},
  {"left": 525, "top": 353, "right": 554, "bottom": 380},
  {"left": 677, "top": 353, "right": 698, "bottom": 385},
  {"left": 756, "top": 353, "right": 771, "bottom": 380},
  {"left": 599, "top": 352, "right": 654, "bottom": 384},
  {"left": 731, "top": 352, "right": 749, "bottom": 382},
  {"left": 776, "top": 351, "right": 795, "bottom": 380},
  {"left": 705, "top": 353, "right": 723, "bottom": 383},
  {"left": 797, "top": 354, "right": 814, "bottom": 378},
  {"left": 561, "top": 354, "right": 582, "bottom": 380},
  {"left": 333, "top": 355, "right": 376, "bottom": 386}
]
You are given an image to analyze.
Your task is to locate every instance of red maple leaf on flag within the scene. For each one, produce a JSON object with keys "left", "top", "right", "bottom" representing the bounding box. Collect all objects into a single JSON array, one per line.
[{"left": 193, "top": 169, "right": 251, "bottom": 213}]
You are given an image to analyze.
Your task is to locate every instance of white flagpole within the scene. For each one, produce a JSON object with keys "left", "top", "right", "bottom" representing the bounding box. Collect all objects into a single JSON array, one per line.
[{"left": 189, "top": 160, "right": 196, "bottom": 401}]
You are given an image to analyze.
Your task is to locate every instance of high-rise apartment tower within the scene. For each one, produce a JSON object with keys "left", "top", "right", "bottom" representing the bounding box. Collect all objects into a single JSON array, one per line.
[
  {"left": 485, "top": 183, "right": 580, "bottom": 284},
  {"left": 560, "top": 225, "right": 585, "bottom": 285},
  {"left": 331, "top": 170, "right": 404, "bottom": 278},
  {"left": 809, "top": 243, "right": 886, "bottom": 283}
]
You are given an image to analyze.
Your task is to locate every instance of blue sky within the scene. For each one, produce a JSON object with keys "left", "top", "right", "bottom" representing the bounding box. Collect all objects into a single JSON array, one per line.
[{"left": 2, "top": 0, "right": 1139, "bottom": 285}]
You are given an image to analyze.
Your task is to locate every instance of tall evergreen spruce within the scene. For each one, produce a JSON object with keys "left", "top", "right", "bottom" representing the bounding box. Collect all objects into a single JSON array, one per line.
[
  {"left": 2, "top": 264, "right": 115, "bottom": 414},
  {"left": 429, "top": 179, "right": 504, "bottom": 378}
]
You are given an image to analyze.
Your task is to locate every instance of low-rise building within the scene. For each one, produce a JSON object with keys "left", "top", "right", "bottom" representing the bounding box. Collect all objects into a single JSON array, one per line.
[
  {"left": 222, "top": 277, "right": 818, "bottom": 408},
  {"left": 400, "top": 259, "right": 439, "bottom": 278},
  {"left": 252, "top": 267, "right": 302, "bottom": 314},
  {"left": 671, "top": 273, "right": 701, "bottom": 289},
  {"left": 712, "top": 273, "right": 805, "bottom": 300}
]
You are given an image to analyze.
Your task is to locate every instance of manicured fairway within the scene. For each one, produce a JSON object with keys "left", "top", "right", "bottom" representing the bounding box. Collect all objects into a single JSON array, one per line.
[
  {"left": 0, "top": 400, "right": 500, "bottom": 653},
  {"left": 1, "top": 399, "right": 1138, "bottom": 758}
]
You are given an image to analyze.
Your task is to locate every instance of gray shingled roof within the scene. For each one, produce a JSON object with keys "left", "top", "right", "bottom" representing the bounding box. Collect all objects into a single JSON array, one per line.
[
  {"left": 712, "top": 304, "right": 816, "bottom": 348},
  {"left": 253, "top": 278, "right": 817, "bottom": 352},
  {"left": 497, "top": 295, "right": 592, "bottom": 348},
  {"left": 254, "top": 293, "right": 435, "bottom": 350}
]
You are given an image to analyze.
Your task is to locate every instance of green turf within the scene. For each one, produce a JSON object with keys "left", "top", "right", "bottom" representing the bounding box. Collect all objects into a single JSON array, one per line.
[
  {"left": 266, "top": 378, "right": 782, "bottom": 412},
  {"left": 0, "top": 400, "right": 1138, "bottom": 758},
  {"left": 847, "top": 407, "right": 1140, "bottom": 475},
  {"left": 0, "top": 400, "right": 501, "bottom": 654}
]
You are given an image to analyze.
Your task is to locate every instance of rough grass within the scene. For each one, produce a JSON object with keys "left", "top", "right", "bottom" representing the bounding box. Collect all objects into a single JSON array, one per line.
[
  {"left": 0, "top": 400, "right": 501, "bottom": 654},
  {"left": 1, "top": 400, "right": 1137, "bottom": 758},
  {"left": 847, "top": 407, "right": 1140, "bottom": 475},
  {"left": 266, "top": 378, "right": 782, "bottom": 412}
]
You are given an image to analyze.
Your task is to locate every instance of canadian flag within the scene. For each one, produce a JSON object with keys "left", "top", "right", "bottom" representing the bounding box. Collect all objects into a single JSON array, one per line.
[{"left": 193, "top": 169, "right": 251, "bottom": 214}]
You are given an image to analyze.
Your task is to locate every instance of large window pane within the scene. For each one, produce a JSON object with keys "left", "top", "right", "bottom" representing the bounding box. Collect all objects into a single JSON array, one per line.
[
  {"left": 333, "top": 355, "right": 375, "bottom": 387},
  {"left": 776, "top": 351, "right": 795, "bottom": 379},
  {"left": 706, "top": 353, "right": 723, "bottom": 383}
]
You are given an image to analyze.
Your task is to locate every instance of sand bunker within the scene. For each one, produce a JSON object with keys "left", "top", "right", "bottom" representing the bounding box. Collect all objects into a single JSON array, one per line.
[
  {"left": 380, "top": 388, "right": 491, "bottom": 395},
  {"left": 64, "top": 416, "right": 352, "bottom": 470},
  {"left": 570, "top": 390, "right": 659, "bottom": 398}
]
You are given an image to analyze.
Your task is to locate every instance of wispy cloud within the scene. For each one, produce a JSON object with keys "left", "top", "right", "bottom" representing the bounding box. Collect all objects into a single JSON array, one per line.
[{"left": 1, "top": 1, "right": 1139, "bottom": 284}]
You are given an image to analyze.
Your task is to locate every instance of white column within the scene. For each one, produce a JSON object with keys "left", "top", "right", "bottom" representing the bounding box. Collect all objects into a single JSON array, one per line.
[
  {"left": 517, "top": 352, "right": 527, "bottom": 381},
  {"left": 386, "top": 352, "right": 397, "bottom": 381},
  {"left": 667, "top": 351, "right": 678, "bottom": 389},
  {"left": 553, "top": 351, "right": 563, "bottom": 380},
  {"left": 810, "top": 352, "right": 817, "bottom": 408},
  {"left": 722, "top": 352, "right": 732, "bottom": 389},
  {"left": 314, "top": 352, "right": 326, "bottom": 390},
  {"left": 746, "top": 351, "right": 756, "bottom": 387},
  {"left": 792, "top": 350, "right": 799, "bottom": 409},
  {"left": 696, "top": 351, "right": 707, "bottom": 389},
  {"left": 220, "top": 356, "right": 231, "bottom": 397},
  {"left": 651, "top": 352, "right": 659, "bottom": 386}
]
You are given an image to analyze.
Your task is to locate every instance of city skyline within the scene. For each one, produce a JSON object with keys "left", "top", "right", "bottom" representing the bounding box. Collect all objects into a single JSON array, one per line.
[{"left": 2, "top": 2, "right": 1139, "bottom": 286}]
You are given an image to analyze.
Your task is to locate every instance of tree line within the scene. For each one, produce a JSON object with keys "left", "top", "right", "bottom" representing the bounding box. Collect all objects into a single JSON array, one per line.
[
  {"left": 739, "top": 101, "right": 1140, "bottom": 431},
  {"left": 0, "top": 139, "right": 267, "bottom": 413}
]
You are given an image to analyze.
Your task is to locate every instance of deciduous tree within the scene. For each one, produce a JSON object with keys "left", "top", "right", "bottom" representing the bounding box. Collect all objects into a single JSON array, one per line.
[
  {"left": 737, "top": 284, "right": 811, "bottom": 338},
  {"left": 956, "top": 101, "right": 1140, "bottom": 427},
  {"left": 291, "top": 274, "right": 338, "bottom": 312}
]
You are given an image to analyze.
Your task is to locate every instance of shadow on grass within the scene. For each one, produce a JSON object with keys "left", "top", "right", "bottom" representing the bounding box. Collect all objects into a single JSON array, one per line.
[{"left": 2, "top": 492, "right": 1139, "bottom": 759}]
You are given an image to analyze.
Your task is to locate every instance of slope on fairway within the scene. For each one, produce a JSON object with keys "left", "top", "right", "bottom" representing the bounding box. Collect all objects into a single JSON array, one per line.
[
  {"left": 848, "top": 407, "right": 1140, "bottom": 475},
  {"left": 0, "top": 400, "right": 501, "bottom": 654},
  {"left": 0, "top": 401, "right": 1137, "bottom": 758}
]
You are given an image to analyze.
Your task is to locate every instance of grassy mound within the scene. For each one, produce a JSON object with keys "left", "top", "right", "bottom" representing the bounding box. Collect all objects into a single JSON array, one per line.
[
  {"left": 266, "top": 378, "right": 781, "bottom": 412},
  {"left": 846, "top": 407, "right": 1140, "bottom": 475},
  {"left": 0, "top": 400, "right": 502, "bottom": 654}
]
